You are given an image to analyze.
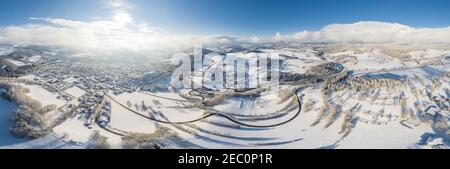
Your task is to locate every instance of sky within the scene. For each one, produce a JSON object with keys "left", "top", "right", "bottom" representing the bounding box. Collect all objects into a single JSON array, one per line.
[
  {"left": 0, "top": 0, "right": 450, "bottom": 51},
  {"left": 1, "top": 0, "right": 450, "bottom": 36}
]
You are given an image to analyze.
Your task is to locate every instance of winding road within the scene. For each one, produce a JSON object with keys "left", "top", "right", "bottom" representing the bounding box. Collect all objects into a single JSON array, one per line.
[
  {"left": 103, "top": 65, "right": 348, "bottom": 128},
  {"left": 104, "top": 86, "right": 307, "bottom": 128}
]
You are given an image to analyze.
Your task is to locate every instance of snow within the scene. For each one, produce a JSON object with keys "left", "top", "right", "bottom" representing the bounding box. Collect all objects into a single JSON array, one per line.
[
  {"left": 331, "top": 50, "right": 404, "bottom": 72},
  {"left": 5, "top": 59, "right": 26, "bottom": 66},
  {"left": 0, "top": 47, "right": 13, "bottom": 56},
  {"left": 434, "top": 65, "right": 450, "bottom": 73},
  {"left": 3, "top": 45, "right": 450, "bottom": 149},
  {"left": 53, "top": 114, "right": 122, "bottom": 147},
  {"left": 16, "top": 84, "right": 66, "bottom": 107},
  {"left": 155, "top": 71, "right": 446, "bottom": 149},
  {"left": 28, "top": 55, "right": 41, "bottom": 63},
  {"left": 337, "top": 122, "right": 432, "bottom": 149},
  {"left": 159, "top": 94, "right": 344, "bottom": 149},
  {"left": 269, "top": 49, "right": 326, "bottom": 74},
  {"left": 63, "top": 77, "right": 78, "bottom": 84},
  {"left": 0, "top": 98, "right": 26, "bottom": 147},
  {"left": 213, "top": 91, "right": 293, "bottom": 116},
  {"left": 109, "top": 99, "right": 156, "bottom": 134},
  {"left": 64, "top": 86, "right": 86, "bottom": 98},
  {"left": 19, "top": 75, "right": 38, "bottom": 81},
  {"left": 112, "top": 92, "right": 204, "bottom": 122},
  {"left": 0, "top": 134, "right": 84, "bottom": 149},
  {"left": 409, "top": 49, "right": 450, "bottom": 59}
]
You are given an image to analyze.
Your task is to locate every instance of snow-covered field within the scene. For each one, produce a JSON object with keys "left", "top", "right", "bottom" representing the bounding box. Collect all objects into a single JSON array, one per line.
[
  {"left": 112, "top": 92, "right": 205, "bottom": 122},
  {"left": 4, "top": 59, "right": 26, "bottom": 66},
  {"left": 64, "top": 86, "right": 86, "bottom": 98},
  {"left": 0, "top": 98, "right": 26, "bottom": 147},
  {"left": 0, "top": 47, "right": 14, "bottom": 56},
  {"left": 330, "top": 50, "right": 404, "bottom": 72},
  {"left": 0, "top": 134, "right": 84, "bottom": 149},
  {"left": 409, "top": 49, "right": 450, "bottom": 59},
  {"left": 2, "top": 44, "right": 449, "bottom": 149},
  {"left": 18, "top": 75, "right": 38, "bottom": 81},
  {"left": 53, "top": 114, "right": 122, "bottom": 147},
  {"left": 109, "top": 99, "right": 156, "bottom": 134},
  {"left": 28, "top": 55, "right": 41, "bottom": 63},
  {"left": 337, "top": 122, "right": 432, "bottom": 149},
  {"left": 15, "top": 84, "right": 66, "bottom": 107}
]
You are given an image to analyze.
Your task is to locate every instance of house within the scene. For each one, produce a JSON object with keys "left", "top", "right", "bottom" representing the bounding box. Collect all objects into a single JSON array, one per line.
[
  {"left": 97, "top": 116, "right": 110, "bottom": 127},
  {"left": 400, "top": 119, "right": 421, "bottom": 129},
  {"left": 425, "top": 137, "right": 445, "bottom": 149},
  {"left": 423, "top": 105, "right": 439, "bottom": 120}
]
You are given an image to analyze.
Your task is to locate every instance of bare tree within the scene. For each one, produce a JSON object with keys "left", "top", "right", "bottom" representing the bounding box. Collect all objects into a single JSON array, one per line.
[
  {"left": 87, "top": 130, "right": 111, "bottom": 149},
  {"left": 121, "top": 125, "right": 173, "bottom": 149}
]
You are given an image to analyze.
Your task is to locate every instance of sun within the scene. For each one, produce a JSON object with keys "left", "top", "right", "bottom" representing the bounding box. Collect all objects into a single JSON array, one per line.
[{"left": 113, "top": 11, "right": 132, "bottom": 24}]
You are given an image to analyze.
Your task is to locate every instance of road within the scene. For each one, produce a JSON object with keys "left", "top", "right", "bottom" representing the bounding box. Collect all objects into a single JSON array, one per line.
[
  {"left": 105, "top": 86, "right": 306, "bottom": 128},
  {"left": 103, "top": 66, "right": 350, "bottom": 128}
]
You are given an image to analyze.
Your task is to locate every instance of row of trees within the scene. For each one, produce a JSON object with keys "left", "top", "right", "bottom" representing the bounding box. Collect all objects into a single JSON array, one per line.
[
  {"left": 120, "top": 125, "right": 175, "bottom": 149},
  {"left": 302, "top": 99, "right": 316, "bottom": 113},
  {"left": 305, "top": 62, "right": 343, "bottom": 77},
  {"left": 432, "top": 114, "right": 450, "bottom": 141},
  {"left": 202, "top": 88, "right": 265, "bottom": 106},
  {"left": 321, "top": 70, "right": 404, "bottom": 95},
  {"left": 87, "top": 130, "right": 111, "bottom": 149},
  {"left": 418, "top": 59, "right": 444, "bottom": 66},
  {"left": 348, "top": 77, "right": 404, "bottom": 93},
  {"left": 310, "top": 71, "right": 350, "bottom": 128},
  {"left": 339, "top": 110, "right": 358, "bottom": 137},
  {"left": 317, "top": 73, "right": 408, "bottom": 132}
]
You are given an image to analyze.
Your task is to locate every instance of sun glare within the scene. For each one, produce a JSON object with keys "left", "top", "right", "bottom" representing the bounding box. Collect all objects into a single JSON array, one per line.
[{"left": 113, "top": 11, "right": 132, "bottom": 24}]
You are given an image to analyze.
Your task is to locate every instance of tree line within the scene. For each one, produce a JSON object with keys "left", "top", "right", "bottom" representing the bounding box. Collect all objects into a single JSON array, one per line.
[{"left": 0, "top": 81, "right": 55, "bottom": 138}]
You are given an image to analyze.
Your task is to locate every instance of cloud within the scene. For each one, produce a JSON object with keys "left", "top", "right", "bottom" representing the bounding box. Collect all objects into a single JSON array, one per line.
[
  {"left": 0, "top": 0, "right": 241, "bottom": 58},
  {"left": 0, "top": 0, "right": 241, "bottom": 52},
  {"left": 274, "top": 32, "right": 284, "bottom": 42},
  {"left": 105, "top": 0, "right": 128, "bottom": 8},
  {"left": 0, "top": 16, "right": 238, "bottom": 53},
  {"left": 1, "top": 20, "right": 450, "bottom": 54},
  {"left": 249, "top": 36, "right": 261, "bottom": 43},
  {"left": 274, "top": 21, "right": 450, "bottom": 44}
]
